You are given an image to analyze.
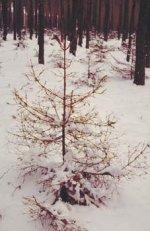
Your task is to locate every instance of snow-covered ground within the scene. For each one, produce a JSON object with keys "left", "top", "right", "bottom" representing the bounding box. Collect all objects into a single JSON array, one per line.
[{"left": 0, "top": 34, "right": 150, "bottom": 231}]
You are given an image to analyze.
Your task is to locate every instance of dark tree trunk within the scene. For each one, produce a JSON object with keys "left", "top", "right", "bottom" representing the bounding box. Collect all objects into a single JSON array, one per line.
[
  {"left": 62, "top": 38, "right": 67, "bottom": 161},
  {"left": 13, "top": 0, "right": 17, "bottom": 40},
  {"left": 134, "top": 0, "right": 149, "bottom": 85},
  {"left": 2, "top": 0, "right": 8, "bottom": 41},
  {"left": 69, "top": 0, "right": 77, "bottom": 55},
  {"left": 35, "top": 0, "right": 38, "bottom": 38},
  {"left": 122, "top": 0, "right": 129, "bottom": 42},
  {"left": 60, "top": 0, "right": 66, "bottom": 41},
  {"left": 145, "top": 8, "right": 150, "bottom": 68},
  {"left": 0, "top": 4, "right": 2, "bottom": 29},
  {"left": 38, "top": 0, "right": 44, "bottom": 64},
  {"left": 8, "top": 1, "right": 12, "bottom": 31},
  {"left": 96, "top": 0, "right": 102, "bottom": 32},
  {"left": 86, "top": 28, "right": 90, "bottom": 49},
  {"left": 28, "top": 0, "right": 33, "bottom": 39},
  {"left": 91, "top": 0, "right": 97, "bottom": 30},
  {"left": 110, "top": 0, "right": 114, "bottom": 31},
  {"left": 85, "top": 0, "right": 91, "bottom": 49},
  {"left": 127, "top": 0, "right": 136, "bottom": 62},
  {"left": 48, "top": 0, "right": 52, "bottom": 29},
  {"left": 118, "top": 1, "right": 123, "bottom": 39},
  {"left": 78, "top": 0, "right": 83, "bottom": 47},
  {"left": 103, "top": 0, "right": 110, "bottom": 41},
  {"left": 16, "top": 0, "right": 23, "bottom": 40}
]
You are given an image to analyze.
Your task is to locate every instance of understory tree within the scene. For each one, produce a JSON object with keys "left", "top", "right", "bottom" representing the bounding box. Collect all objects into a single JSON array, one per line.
[{"left": 13, "top": 36, "right": 148, "bottom": 230}]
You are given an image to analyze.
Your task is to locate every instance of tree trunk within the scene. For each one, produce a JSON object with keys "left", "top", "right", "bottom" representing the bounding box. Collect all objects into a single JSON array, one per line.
[
  {"left": 28, "top": 0, "right": 33, "bottom": 39},
  {"left": 134, "top": 0, "right": 149, "bottom": 85},
  {"left": 2, "top": 0, "right": 8, "bottom": 41},
  {"left": 78, "top": 0, "right": 83, "bottom": 47},
  {"left": 122, "top": 0, "right": 129, "bottom": 42},
  {"left": 103, "top": 0, "right": 110, "bottom": 41},
  {"left": 85, "top": 0, "right": 91, "bottom": 49},
  {"left": 127, "top": 0, "right": 136, "bottom": 62},
  {"left": 96, "top": 0, "right": 102, "bottom": 32},
  {"left": 16, "top": 0, "right": 23, "bottom": 40},
  {"left": 69, "top": 0, "right": 77, "bottom": 55},
  {"left": 145, "top": 8, "right": 150, "bottom": 68},
  {"left": 60, "top": 0, "right": 66, "bottom": 41},
  {"left": 110, "top": 0, "right": 114, "bottom": 31},
  {"left": 62, "top": 38, "right": 67, "bottom": 161},
  {"left": 38, "top": 0, "right": 44, "bottom": 64},
  {"left": 48, "top": 0, "right": 52, "bottom": 29},
  {"left": 13, "top": 0, "right": 17, "bottom": 40},
  {"left": 118, "top": 1, "right": 123, "bottom": 39},
  {"left": 8, "top": 1, "right": 13, "bottom": 31},
  {"left": 35, "top": 0, "right": 38, "bottom": 38}
]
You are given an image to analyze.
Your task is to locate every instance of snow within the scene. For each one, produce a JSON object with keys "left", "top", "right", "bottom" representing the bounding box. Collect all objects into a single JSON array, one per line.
[{"left": 0, "top": 34, "right": 150, "bottom": 231}]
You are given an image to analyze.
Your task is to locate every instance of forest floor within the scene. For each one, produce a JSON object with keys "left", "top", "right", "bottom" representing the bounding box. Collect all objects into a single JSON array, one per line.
[{"left": 0, "top": 34, "right": 150, "bottom": 231}]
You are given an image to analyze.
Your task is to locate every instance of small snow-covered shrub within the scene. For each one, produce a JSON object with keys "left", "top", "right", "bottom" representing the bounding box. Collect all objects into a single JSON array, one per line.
[
  {"left": 14, "top": 34, "right": 28, "bottom": 50},
  {"left": 90, "top": 37, "right": 108, "bottom": 63},
  {"left": 38, "top": 159, "right": 118, "bottom": 207},
  {"left": 24, "top": 196, "right": 87, "bottom": 231}
]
